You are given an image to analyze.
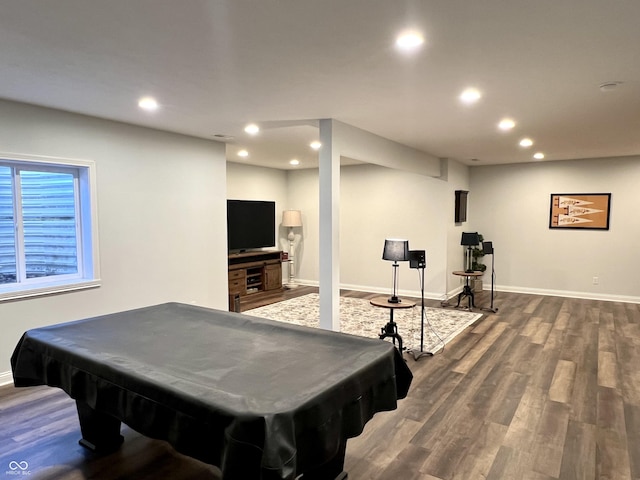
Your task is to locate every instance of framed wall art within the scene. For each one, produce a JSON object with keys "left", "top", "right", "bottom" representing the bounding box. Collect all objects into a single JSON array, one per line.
[{"left": 549, "top": 193, "right": 611, "bottom": 230}]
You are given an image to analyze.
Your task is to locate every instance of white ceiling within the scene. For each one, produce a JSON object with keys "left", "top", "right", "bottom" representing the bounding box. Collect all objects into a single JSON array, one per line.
[{"left": 1, "top": 0, "right": 639, "bottom": 170}]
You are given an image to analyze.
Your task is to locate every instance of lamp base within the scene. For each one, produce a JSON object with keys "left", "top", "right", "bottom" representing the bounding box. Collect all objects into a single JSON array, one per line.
[{"left": 388, "top": 295, "right": 401, "bottom": 304}]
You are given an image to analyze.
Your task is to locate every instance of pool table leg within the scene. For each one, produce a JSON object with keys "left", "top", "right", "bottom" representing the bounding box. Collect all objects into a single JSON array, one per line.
[
  {"left": 301, "top": 439, "right": 348, "bottom": 479},
  {"left": 76, "top": 400, "right": 124, "bottom": 452}
]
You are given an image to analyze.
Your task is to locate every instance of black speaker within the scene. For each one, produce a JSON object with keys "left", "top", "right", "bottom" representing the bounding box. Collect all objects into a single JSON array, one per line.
[
  {"left": 455, "top": 190, "right": 468, "bottom": 223},
  {"left": 482, "top": 241, "right": 494, "bottom": 254},
  {"left": 409, "top": 250, "right": 426, "bottom": 269}
]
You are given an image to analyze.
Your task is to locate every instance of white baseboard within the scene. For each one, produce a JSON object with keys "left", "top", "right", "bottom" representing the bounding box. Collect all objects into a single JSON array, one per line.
[
  {"left": 0, "top": 370, "right": 13, "bottom": 386},
  {"left": 491, "top": 284, "right": 640, "bottom": 304},
  {"left": 296, "top": 278, "right": 640, "bottom": 304}
]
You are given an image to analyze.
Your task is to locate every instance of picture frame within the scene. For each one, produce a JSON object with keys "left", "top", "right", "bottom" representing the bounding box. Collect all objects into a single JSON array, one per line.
[{"left": 549, "top": 193, "right": 611, "bottom": 230}]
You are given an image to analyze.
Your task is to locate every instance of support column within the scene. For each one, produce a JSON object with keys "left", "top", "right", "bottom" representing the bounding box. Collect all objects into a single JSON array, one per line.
[{"left": 318, "top": 119, "right": 340, "bottom": 331}]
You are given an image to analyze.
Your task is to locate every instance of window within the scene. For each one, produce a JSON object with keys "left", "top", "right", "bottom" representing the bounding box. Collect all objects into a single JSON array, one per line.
[{"left": 0, "top": 153, "right": 99, "bottom": 301}]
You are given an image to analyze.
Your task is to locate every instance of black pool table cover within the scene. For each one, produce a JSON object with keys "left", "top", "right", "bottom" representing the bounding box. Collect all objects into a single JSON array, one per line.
[{"left": 11, "top": 302, "right": 412, "bottom": 479}]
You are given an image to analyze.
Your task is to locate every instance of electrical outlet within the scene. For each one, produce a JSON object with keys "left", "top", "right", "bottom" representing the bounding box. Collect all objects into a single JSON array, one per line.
[{"left": 593, "top": 276, "right": 599, "bottom": 285}]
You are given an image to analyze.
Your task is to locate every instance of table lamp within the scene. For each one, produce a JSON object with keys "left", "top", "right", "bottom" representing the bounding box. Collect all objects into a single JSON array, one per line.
[
  {"left": 461, "top": 232, "right": 480, "bottom": 273},
  {"left": 382, "top": 239, "right": 409, "bottom": 303}
]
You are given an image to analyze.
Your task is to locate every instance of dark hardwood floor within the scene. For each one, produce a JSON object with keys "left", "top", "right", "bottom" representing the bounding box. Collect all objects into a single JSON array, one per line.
[{"left": 2, "top": 289, "right": 639, "bottom": 479}]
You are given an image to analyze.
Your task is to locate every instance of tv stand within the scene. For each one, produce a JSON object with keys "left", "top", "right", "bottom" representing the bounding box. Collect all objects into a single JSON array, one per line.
[{"left": 228, "top": 250, "right": 283, "bottom": 310}]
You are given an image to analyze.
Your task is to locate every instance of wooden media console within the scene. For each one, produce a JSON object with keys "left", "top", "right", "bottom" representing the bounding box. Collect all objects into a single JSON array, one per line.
[{"left": 228, "top": 250, "right": 283, "bottom": 310}]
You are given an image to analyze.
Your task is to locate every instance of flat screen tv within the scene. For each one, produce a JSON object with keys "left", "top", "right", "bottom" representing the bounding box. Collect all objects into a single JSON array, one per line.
[{"left": 227, "top": 200, "right": 276, "bottom": 252}]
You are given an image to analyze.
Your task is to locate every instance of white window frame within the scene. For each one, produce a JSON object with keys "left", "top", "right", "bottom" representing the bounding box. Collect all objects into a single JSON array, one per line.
[{"left": 0, "top": 152, "right": 100, "bottom": 302}]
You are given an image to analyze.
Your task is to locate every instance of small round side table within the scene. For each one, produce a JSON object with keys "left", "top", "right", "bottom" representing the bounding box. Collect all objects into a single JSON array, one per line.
[
  {"left": 370, "top": 296, "right": 416, "bottom": 353},
  {"left": 452, "top": 271, "right": 484, "bottom": 311}
]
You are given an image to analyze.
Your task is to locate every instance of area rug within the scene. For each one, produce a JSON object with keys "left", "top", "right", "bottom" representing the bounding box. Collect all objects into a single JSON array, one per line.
[{"left": 245, "top": 293, "right": 483, "bottom": 354}]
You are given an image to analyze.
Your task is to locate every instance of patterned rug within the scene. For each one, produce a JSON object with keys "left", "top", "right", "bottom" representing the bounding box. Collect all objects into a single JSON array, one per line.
[{"left": 245, "top": 293, "right": 483, "bottom": 354}]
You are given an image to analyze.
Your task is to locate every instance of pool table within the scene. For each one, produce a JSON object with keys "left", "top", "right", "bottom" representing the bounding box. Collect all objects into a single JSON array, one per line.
[{"left": 11, "top": 302, "right": 412, "bottom": 479}]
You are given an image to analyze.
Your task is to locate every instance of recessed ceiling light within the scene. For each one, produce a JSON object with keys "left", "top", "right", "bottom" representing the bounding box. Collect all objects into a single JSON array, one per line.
[
  {"left": 533, "top": 152, "right": 545, "bottom": 160},
  {"left": 310, "top": 141, "right": 322, "bottom": 150},
  {"left": 138, "top": 96, "right": 159, "bottom": 111},
  {"left": 519, "top": 138, "right": 533, "bottom": 147},
  {"left": 237, "top": 149, "right": 249, "bottom": 158},
  {"left": 244, "top": 124, "right": 260, "bottom": 135},
  {"left": 498, "top": 118, "right": 516, "bottom": 131},
  {"left": 212, "top": 134, "right": 234, "bottom": 141},
  {"left": 459, "top": 88, "right": 482, "bottom": 104},
  {"left": 289, "top": 159, "right": 300, "bottom": 166},
  {"left": 395, "top": 31, "right": 424, "bottom": 51}
]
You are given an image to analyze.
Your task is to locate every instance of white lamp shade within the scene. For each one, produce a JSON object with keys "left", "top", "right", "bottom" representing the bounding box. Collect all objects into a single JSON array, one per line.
[{"left": 282, "top": 210, "right": 302, "bottom": 227}]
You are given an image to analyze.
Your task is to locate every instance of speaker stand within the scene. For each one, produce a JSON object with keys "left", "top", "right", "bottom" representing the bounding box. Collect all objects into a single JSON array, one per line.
[
  {"left": 408, "top": 265, "right": 433, "bottom": 361},
  {"left": 482, "top": 252, "right": 498, "bottom": 313}
]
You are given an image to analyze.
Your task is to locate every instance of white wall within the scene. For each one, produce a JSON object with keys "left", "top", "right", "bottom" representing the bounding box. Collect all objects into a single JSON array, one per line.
[
  {"left": 470, "top": 156, "right": 640, "bottom": 301},
  {"left": 286, "top": 168, "right": 319, "bottom": 283},
  {"left": 338, "top": 164, "right": 447, "bottom": 298},
  {"left": 285, "top": 161, "right": 470, "bottom": 299},
  {"left": 443, "top": 159, "right": 474, "bottom": 293},
  {"left": 0, "top": 100, "right": 228, "bottom": 379}
]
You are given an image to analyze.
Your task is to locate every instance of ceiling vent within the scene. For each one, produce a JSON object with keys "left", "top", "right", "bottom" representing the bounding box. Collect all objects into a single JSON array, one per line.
[{"left": 599, "top": 81, "right": 622, "bottom": 92}]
